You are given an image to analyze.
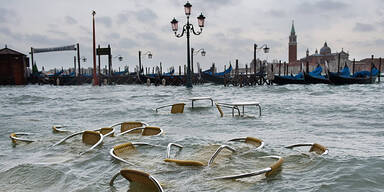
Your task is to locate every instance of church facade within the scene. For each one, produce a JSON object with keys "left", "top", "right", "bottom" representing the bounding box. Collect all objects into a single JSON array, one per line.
[{"left": 281, "top": 22, "right": 377, "bottom": 75}]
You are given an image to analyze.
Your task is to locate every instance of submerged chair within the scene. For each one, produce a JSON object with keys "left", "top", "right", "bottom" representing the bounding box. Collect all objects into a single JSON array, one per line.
[
  {"left": 52, "top": 127, "right": 115, "bottom": 155},
  {"left": 117, "top": 126, "right": 163, "bottom": 137},
  {"left": 285, "top": 143, "right": 329, "bottom": 155},
  {"left": 215, "top": 102, "right": 240, "bottom": 117},
  {"left": 228, "top": 137, "right": 265, "bottom": 150},
  {"left": 164, "top": 143, "right": 236, "bottom": 167},
  {"left": 52, "top": 125, "right": 70, "bottom": 133},
  {"left": 109, "top": 169, "right": 164, "bottom": 192},
  {"left": 110, "top": 121, "right": 148, "bottom": 134},
  {"left": 189, "top": 97, "right": 214, "bottom": 108},
  {"left": 213, "top": 156, "right": 284, "bottom": 180},
  {"left": 9, "top": 133, "right": 35, "bottom": 144},
  {"left": 155, "top": 103, "right": 186, "bottom": 114},
  {"left": 109, "top": 142, "right": 152, "bottom": 165}
]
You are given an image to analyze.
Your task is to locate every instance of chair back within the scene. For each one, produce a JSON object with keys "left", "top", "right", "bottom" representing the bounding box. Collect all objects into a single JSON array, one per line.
[
  {"left": 100, "top": 127, "right": 114, "bottom": 136},
  {"left": 142, "top": 126, "right": 162, "bottom": 136},
  {"left": 164, "top": 158, "right": 204, "bottom": 166},
  {"left": 171, "top": 103, "right": 185, "bottom": 114},
  {"left": 309, "top": 143, "right": 327, "bottom": 155},
  {"left": 120, "top": 169, "right": 163, "bottom": 192},
  {"left": 10, "top": 133, "right": 17, "bottom": 144},
  {"left": 121, "top": 122, "right": 144, "bottom": 133},
  {"left": 265, "top": 157, "right": 284, "bottom": 177},
  {"left": 113, "top": 142, "right": 136, "bottom": 156},
  {"left": 215, "top": 103, "right": 224, "bottom": 117},
  {"left": 245, "top": 137, "right": 263, "bottom": 147},
  {"left": 82, "top": 131, "right": 101, "bottom": 145}
]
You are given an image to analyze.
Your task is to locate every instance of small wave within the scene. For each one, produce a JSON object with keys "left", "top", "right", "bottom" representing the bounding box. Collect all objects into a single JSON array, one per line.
[{"left": 0, "top": 164, "right": 65, "bottom": 191}]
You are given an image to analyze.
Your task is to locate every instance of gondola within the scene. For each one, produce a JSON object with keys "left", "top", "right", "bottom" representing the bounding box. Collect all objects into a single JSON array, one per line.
[
  {"left": 272, "top": 72, "right": 306, "bottom": 85},
  {"left": 328, "top": 65, "right": 379, "bottom": 85},
  {"left": 201, "top": 65, "right": 232, "bottom": 84},
  {"left": 303, "top": 65, "right": 330, "bottom": 84}
]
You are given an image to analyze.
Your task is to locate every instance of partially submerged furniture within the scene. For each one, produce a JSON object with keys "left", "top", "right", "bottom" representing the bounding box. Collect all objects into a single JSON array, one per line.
[
  {"left": 285, "top": 143, "right": 329, "bottom": 155},
  {"left": 228, "top": 137, "right": 265, "bottom": 150},
  {"left": 110, "top": 121, "right": 148, "bottom": 134},
  {"left": 52, "top": 127, "right": 115, "bottom": 155},
  {"left": 109, "top": 169, "right": 164, "bottom": 192},
  {"left": 213, "top": 156, "right": 284, "bottom": 180},
  {"left": 9, "top": 132, "right": 35, "bottom": 144},
  {"left": 117, "top": 126, "right": 163, "bottom": 137},
  {"left": 188, "top": 97, "right": 214, "bottom": 108},
  {"left": 217, "top": 101, "right": 262, "bottom": 117},
  {"left": 164, "top": 143, "right": 236, "bottom": 166},
  {"left": 52, "top": 125, "right": 70, "bottom": 133},
  {"left": 109, "top": 142, "right": 152, "bottom": 165},
  {"left": 155, "top": 103, "right": 186, "bottom": 114}
]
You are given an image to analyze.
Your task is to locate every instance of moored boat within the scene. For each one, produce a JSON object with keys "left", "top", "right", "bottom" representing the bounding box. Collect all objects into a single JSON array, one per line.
[
  {"left": 328, "top": 65, "right": 379, "bottom": 85},
  {"left": 303, "top": 65, "right": 330, "bottom": 84},
  {"left": 201, "top": 65, "right": 232, "bottom": 84}
]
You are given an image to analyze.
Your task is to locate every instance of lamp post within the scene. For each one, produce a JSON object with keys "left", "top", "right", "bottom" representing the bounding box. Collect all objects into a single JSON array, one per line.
[
  {"left": 191, "top": 48, "right": 206, "bottom": 74},
  {"left": 138, "top": 50, "right": 152, "bottom": 74},
  {"left": 253, "top": 44, "right": 270, "bottom": 78},
  {"left": 171, "top": 1, "right": 206, "bottom": 88},
  {"left": 92, "top": 10, "right": 99, "bottom": 86}
]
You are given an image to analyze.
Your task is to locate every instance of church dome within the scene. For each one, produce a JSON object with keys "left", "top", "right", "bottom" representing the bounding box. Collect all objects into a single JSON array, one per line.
[{"left": 320, "top": 42, "right": 331, "bottom": 55}]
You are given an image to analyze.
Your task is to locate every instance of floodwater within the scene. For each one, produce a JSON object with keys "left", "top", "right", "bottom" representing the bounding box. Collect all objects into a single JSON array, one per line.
[{"left": 0, "top": 83, "right": 383, "bottom": 192}]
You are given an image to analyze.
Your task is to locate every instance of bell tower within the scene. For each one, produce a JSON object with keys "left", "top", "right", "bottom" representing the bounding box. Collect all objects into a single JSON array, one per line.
[{"left": 289, "top": 20, "right": 297, "bottom": 64}]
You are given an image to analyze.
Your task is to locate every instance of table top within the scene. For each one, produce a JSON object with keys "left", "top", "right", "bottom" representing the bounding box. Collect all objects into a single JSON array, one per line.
[
  {"left": 189, "top": 97, "right": 213, "bottom": 101},
  {"left": 219, "top": 101, "right": 260, "bottom": 106}
]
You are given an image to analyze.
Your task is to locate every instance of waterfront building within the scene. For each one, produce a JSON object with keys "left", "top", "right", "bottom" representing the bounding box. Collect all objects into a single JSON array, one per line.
[{"left": 0, "top": 46, "right": 29, "bottom": 85}]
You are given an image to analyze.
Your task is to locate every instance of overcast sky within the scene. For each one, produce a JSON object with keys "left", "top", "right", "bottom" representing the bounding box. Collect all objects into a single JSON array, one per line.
[{"left": 1, "top": 0, "right": 383, "bottom": 71}]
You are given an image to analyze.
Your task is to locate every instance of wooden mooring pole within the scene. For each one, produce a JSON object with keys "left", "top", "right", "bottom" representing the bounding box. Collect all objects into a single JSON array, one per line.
[{"left": 379, "top": 57, "right": 381, "bottom": 82}]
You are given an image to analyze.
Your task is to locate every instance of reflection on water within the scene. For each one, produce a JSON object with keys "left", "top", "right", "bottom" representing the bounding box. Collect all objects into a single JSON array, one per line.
[{"left": 0, "top": 84, "right": 384, "bottom": 191}]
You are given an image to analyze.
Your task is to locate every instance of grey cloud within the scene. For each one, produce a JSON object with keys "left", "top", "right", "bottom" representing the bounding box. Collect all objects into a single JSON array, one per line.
[
  {"left": 0, "top": 27, "right": 23, "bottom": 40},
  {"left": 375, "top": 39, "right": 384, "bottom": 45},
  {"left": 316, "top": 0, "right": 347, "bottom": 10},
  {"left": 119, "top": 38, "right": 138, "bottom": 49},
  {"left": 297, "top": 0, "right": 348, "bottom": 13},
  {"left": 190, "top": 0, "right": 237, "bottom": 9},
  {"left": 97, "top": 16, "right": 112, "bottom": 27},
  {"left": 267, "top": 9, "right": 286, "bottom": 18},
  {"left": 24, "top": 34, "right": 75, "bottom": 46},
  {"left": 136, "top": 32, "right": 160, "bottom": 42},
  {"left": 117, "top": 8, "right": 158, "bottom": 24},
  {"left": 354, "top": 22, "right": 375, "bottom": 32},
  {"left": 0, "top": 8, "right": 18, "bottom": 23},
  {"left": 47, "top": 29, "right": 68, "bottom": 37},
  {"left": 65, "top": 16, "right": 77, "bottom": 25},
  {"left": 351, "top": 39, "right": 384, "bottom": 47},
  {"left": 136, "top": 8, "right": 158, "bottom": 22},
  {"left": 117, "top": 11, "right": 130, "bottom": 24},
  {"left": 0, "top": 27, "right": 11, "bottom": 36},
  {"left": 107, "top": 33, "right": 121, "bottom": 40}
]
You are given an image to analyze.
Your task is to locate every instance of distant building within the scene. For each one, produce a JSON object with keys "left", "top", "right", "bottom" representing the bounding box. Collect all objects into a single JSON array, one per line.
[
  {"left": 276, "top": 22, "right": 380, "bottom": 75},
  {"left": 0, "top": 46, "right": 29, "bottom": 85},
  {"left": 289, "top": 21, "right": 297, "bottom": 64},
  {"left": 298, "top": 42, "right": 350, "bottom": 72}
]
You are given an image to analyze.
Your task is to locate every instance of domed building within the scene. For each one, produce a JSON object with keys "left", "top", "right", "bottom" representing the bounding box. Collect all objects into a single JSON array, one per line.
[
  {"left": 301, "top": 42, "right": 349, "bottom": 72},
  {"left": 319, "top": 42, "right": 331, "bottom": 55},
  {"left": 270, "top": 22, "right": 378, "bottom": 76}
]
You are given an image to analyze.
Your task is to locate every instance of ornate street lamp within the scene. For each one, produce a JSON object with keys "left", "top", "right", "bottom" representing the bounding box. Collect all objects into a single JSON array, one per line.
[
  {"left": 171, "top": 1, "right": 206, "bottom": 88},
  {"left": 254, "top": 44, "right": 270, "bottom": 77},
  {"left": 114, "top": 55, "right": 123, "bottom": 62},
  {"left": 138, "top": 50, "right": 152, "bottom": 74},
  {"left": 191, "top": 48, "right": 206, "bottom": 73}
]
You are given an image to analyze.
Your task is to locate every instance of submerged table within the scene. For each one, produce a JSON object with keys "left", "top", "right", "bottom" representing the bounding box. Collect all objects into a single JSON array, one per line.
[
  {"left": 218, "top": 101, "right": 261, "bottom": 117},
  {"left": 189, "top": 97, "right": 214, "bottom": 108}
]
